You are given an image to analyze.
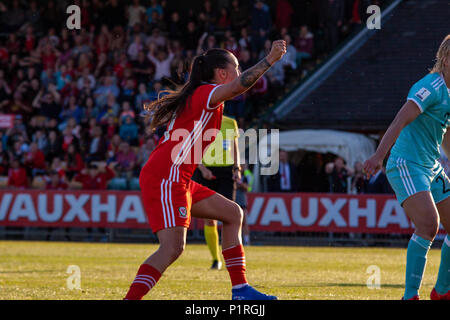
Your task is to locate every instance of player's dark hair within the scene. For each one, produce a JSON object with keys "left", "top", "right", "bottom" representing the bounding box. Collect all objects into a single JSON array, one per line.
[{"left": 143, "top": 48, "right": 233, "bottom": 131}]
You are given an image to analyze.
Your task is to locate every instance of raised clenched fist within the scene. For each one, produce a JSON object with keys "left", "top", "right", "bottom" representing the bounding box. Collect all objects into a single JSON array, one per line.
[{"left": 267, "top": 40, "right": 287, "bottom": 65}]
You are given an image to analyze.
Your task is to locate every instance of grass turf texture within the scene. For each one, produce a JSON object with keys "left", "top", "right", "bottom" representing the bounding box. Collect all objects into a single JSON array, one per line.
[{"left": 0, "top": 240, "right": 443, "bottom": 300}]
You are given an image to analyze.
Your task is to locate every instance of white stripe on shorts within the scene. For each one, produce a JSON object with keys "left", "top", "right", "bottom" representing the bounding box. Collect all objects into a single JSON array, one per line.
[
  {"left": 396, "top": 158, "right": 413, "bottom": 196},
  {"left": 160, "top": 180, "right": 169, "bottom": 228},
  {"left": 400, "top": 159, "right": 417, "bottom": 194},
  {"left": 396, "top": 158, "right": 411, "bottom": 196}
]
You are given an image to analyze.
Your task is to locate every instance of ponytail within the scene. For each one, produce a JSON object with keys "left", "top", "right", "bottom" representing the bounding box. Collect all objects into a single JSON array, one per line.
[{"left": 144, "top": 49, "right": 232, "bottom": 131}]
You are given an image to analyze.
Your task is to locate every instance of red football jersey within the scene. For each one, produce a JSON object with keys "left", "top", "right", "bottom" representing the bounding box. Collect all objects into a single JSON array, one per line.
[{"left": 142, "top": 84, "right": 224, "bottom": 183}]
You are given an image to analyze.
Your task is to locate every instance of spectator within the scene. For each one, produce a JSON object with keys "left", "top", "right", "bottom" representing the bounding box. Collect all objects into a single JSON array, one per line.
[
  {"left": 325, "top": 156, "right": 354, "bottom": 193},
  {"left": 147, "top": 42, "right": 174, "bottom": 81},
  {"left": 50, "top": 157, "right": 66, "bottom": 178},
  {"left": 24, "top": 142, "right": 46, "bottom": 176},
  {"left": 132, "top": 51, "right": 154, "bottom": 84},
  {"left": 127, "top": 0, "right": 145, "bottom": 29},
  {"left": 216, "top": 7, "right": 231, "bottom": 31},
  {"left": 8, "top": 157, "right": 28, "bottom": 188},
  {"left": 146, "top": 27, "right": 166, "bottom": 48},
  {"left": 119, "top": 116, "right": 139, "bottom": 146},
  {"left": 116, "top": 141, "right": 137, "bottom": 178},
  {"left": 238, "top": 27, "right": 252, "bottom": 51},
  {"left": 267, "top": 150, "right": 299, "bottom": 192},
  {"left": 120, "top": 102, "right": 136, "bottom": 122},
  {"left": 103, "top": 115, "right": 118, "bottom": 140},
  {"left": 32, "top": 130, "right": 48, "bottom": 152},
  {"left": 280, "top": 34, "right": 297, "bottom": 70},
  {"left": 76, "top": 68, "right": 96, "bottom": 92},
  {"left": 107, "top": 134, "right": 122, "bottom": 161},
  {"left": 94, "top": 76, "right": 120, "bottom": 107},
  {"left": 88, "top": 126, "right": 108, "bottom": 162},
  {"left": 262, "top": 39, "right": 285, "bottom": 87},
  {"left": 120, "top": 77, "right": 136, "bottom": 103},
  {"left": 44, "top": 130, "right": 62, "bottom": 161},
  {"left": 229, "top": 0, "right": 248, "bottom": 32},
  {"left": 367, "top": 166, "right": 394, "bottom": 194},
  {"left": 295, "top": 25, "right": 314, "bottom": 68},
  {"left": 74, "top": 162, "right": 115, "bottom": 190},
  {"left": 32, "top": 84, "right": 61, "bottom": 120},
  {"left": 128, "top": 35, "right": 144, "bottom": 62},
  {"left": 45, "top": 170, "right": 68, "bottom": 190},
  {"left": 138, "top": 138, "right": 156, "bottom": 168},
  {"left": 184, "top": 21, "right": 200, "bottom": 52},
  {"left": 351, "top": 161, "right": 367, "bottom": 194},
  {"left": 135, "top": 83, "right": 152, "bottom": 108},
  {"left": 0, "top": 142, "right": 9, "bottom": 176},
  {"left": 60, "top": 96, "right": 83, "bottom": 126},
  {"left": 146, "top": 0, "right": 163, "bottom": 26},
  {"left": 169, "top": 59, "right": 185, "bottom": 86},
  {"left": 64, "top": 144, "right": 84, "bottom": 180},
  {"left": 275, "top": 0, "right": 294, "bottom": 31},
  {"left": 61, "top": 127, "right": 79, "bottom": 153},
  {"left": 251, "top": 0, "right": 271, "bottom": 55}
]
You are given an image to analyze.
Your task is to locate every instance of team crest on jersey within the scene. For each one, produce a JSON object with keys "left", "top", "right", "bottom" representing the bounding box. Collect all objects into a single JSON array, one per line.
[
  {"left": 415, "top": 88, "right": 431, "bottom": 102},
  {"left": 178, "top": 207, "right": 187, "bottom": 218}
]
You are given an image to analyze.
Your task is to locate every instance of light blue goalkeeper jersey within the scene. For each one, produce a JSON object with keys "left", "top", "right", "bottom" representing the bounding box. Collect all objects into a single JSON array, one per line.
[{"left": 390, "top": 73, "right": 450, "bottom": 168}]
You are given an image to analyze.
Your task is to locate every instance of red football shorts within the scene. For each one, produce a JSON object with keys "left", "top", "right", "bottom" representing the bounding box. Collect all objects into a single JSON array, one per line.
[{"left": 140, "top": 177, "right": 216, "bottom": 233}]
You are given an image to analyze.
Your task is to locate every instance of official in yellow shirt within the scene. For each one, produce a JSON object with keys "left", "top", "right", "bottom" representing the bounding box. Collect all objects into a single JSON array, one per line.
[{"left": 192, "top": 115, "right": 241, "bottom": 270}]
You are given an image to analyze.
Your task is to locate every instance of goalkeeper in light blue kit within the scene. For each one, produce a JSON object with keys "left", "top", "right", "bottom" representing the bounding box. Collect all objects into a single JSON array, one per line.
[{"left": 365, "top": 35, "right": 450, "bottom": 300}]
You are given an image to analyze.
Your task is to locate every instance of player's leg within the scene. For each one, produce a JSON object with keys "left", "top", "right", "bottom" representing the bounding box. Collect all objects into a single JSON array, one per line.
[
  {"left": 386, "top": 157, "right": 439, "bottom": 300},
  {"left": 402, "top": 191, "right": 440, "bottom": 300},
  {"left": 124, "top": 227, "right": 187, "bottom": 300},
  {"left": 431, "top": 170, "right": 450, "bottom": 299},
  {"left": 433, "top": 198, "right": 450, "bottom": 299},
  {"left": 191, "top": 191, "right": 276, "bottom": 300},
  {"left": 125, "top": 176, "right": 191, "bottom": 300},
  {"left": 204, "top": 219, "right": 222, "bottom": 269},
  {"left": 192, "top": 193, "right": 242, "bottom": 251}
]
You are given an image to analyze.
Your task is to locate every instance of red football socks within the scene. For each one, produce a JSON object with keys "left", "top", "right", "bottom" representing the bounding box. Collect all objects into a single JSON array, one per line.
[
  {"left": 124, "top": 264, "right": 162, "bottom": 300},
  {"left": 222, "top": 244, "right": 248, "bottom": 287}
]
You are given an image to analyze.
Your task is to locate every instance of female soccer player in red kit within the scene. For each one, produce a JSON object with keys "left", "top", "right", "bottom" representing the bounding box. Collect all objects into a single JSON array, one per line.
[{"left": 124, "top": 40, "right": 286, "bottom": 300}]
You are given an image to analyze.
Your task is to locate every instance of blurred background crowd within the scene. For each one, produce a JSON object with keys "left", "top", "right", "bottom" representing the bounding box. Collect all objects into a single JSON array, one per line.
[{"left": 0, "top": 0, "right": 385, "bottom": 193}]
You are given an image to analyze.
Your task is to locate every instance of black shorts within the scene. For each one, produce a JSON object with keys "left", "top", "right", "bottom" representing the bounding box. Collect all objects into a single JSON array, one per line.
[{"left": 192, "top": 166, "right": 236, "bottom": 201}]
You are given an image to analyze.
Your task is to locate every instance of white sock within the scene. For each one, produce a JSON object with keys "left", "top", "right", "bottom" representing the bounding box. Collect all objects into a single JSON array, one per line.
[{"left": 232, "top": 283, "right": 248, "bottom": 290}]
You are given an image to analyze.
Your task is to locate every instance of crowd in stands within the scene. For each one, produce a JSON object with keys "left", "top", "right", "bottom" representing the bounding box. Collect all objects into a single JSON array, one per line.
[{"left": 0, "top": 0, "right": 387, "bottom": 192}]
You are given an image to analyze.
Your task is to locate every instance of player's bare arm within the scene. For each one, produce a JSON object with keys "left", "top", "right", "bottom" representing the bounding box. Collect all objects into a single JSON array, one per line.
[
  {"left": 209, "top": 40, "right": 286, "bottom": 106},
  {"left": 364, "top": 100, "right": 421, "bottom": 176}
]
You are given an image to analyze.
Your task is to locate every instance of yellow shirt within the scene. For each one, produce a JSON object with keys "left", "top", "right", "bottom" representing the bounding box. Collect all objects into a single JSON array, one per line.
[{"left": 202, "top": 116, "right": 239, "bottom": 167}]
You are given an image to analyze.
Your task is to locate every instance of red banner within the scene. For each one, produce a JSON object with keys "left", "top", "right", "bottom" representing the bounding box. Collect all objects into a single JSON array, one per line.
[
  {"left": 247, "top": 192, "right": 427, "bottom": 234},
  {"left": 0, "top": 190, "right": 149, "bottom": 229},
  {"left": 0, "top": 190, "right": 443, "bottom": 234}
]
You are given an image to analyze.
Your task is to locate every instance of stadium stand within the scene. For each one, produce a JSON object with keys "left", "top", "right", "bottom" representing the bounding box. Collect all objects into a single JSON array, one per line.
[{"left": 272, "top": 0, "right": 450, "bottom": 132}]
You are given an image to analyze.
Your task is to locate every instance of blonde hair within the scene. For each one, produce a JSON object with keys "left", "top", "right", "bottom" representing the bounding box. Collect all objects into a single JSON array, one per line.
[{"left": 431, "top": 34, "right": 450, "bottom": 74}]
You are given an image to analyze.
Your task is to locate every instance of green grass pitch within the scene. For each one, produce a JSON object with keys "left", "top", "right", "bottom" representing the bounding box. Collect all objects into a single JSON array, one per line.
[{"left": 0, "top": 240, "right": 442, "bottom": 300}]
